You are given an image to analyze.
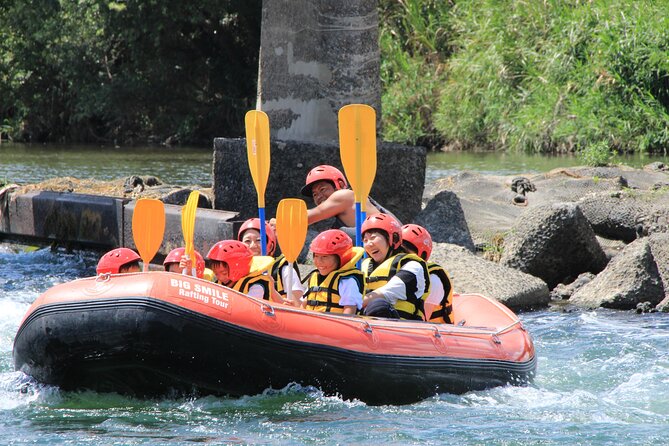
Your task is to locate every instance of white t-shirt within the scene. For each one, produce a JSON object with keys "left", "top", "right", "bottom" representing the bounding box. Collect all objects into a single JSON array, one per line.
[
  {"left": 338, "top": 276, "right": 363, "bottom": 310},
  {"left": 280, "top": 264, "right": 305, "bottom": 293},
  {"left": 425, "top": 272, "right": 444, "bottom": 305},
  {"left": 247, "top": 283, "right": 266, "bottom": 299},
  {"left": 375, "top": 260, "right": 426, "bottom": 305}
]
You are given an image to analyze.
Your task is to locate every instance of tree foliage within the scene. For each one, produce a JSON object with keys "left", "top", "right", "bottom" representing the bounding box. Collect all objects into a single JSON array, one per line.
[{"left": 0, "top": 0, "right": 261, "bottom": 144}]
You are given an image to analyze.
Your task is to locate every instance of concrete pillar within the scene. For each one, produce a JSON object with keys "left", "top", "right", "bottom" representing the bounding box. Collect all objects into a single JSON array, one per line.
[{"left": 258, "top": 0, "right": 380, "bottom": 143}]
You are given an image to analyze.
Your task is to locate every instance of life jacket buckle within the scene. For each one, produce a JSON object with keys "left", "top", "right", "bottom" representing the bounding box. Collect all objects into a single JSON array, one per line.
[
  {"left": 492, "top": 334, "right": 502, "bottom": 345},
  {"left": 260, "top": 303, "right": 275, "bottom": 317}
]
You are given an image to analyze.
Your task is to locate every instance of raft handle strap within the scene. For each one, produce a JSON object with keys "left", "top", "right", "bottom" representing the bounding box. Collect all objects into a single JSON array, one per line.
[
  {"left": 260, "top": 303, "right": 275, "bottom": 317},
  {"left": 96, "top": 273, "right": 111, "bottom": 283},
  {"left": 362, "top": 320, "right": 373, "bottom": 334}
]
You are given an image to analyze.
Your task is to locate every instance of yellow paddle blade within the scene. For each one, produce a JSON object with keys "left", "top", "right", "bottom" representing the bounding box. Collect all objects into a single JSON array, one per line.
[
  {"left": 338, "top": 104, "right": 377, "bottom": 211},
  {"left": 275, "top": 198, "right": 308, "bottom": 264},
  {"left": 245, "top": 110, "right": 271, "bottom": 208},
  {"left": 181, "top": 190, "right": 200, "bottom": 261},
  {"left": 131, "top": 198, "right": 165, "bottom": 272}
]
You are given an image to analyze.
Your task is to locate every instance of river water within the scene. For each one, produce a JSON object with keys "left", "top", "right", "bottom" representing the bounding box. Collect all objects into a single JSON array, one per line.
[
  {"left": 3, "top": 142, "right": 668, "bottom": 186},
  {"left": 1, "top": 145, "right": 669, "bottom": 444}
]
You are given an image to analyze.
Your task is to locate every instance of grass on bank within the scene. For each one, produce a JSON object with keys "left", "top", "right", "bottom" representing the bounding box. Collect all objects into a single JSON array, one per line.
[{"left": 380, "top": 0, "right": 669, "bottom": 162}]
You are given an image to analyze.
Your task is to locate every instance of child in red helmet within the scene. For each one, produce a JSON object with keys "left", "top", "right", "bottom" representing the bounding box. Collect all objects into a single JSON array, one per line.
[
  {"left": 302, "top": 229, "right": 364, "bottom": 314},
  {"left": 238, "top": 218, "right": 304, "bottom": 304},
  {"left": 401, "top": 224, "right": 454, "bottom": 324},
  {"left": 163, "top": 247, "right": 215, "bottom": 281},
  {"left": 206, "top": 240, "right": 274, "bottom": 300},
  {"left": 96, "top": 248, "right": 141, "bottom": 274},
  {"left": 360, "top": 214, "right": 430, "bottom": 320}
]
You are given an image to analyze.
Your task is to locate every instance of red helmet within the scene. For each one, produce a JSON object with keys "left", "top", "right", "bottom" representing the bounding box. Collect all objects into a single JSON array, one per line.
[
  {"left": 206, "top": 240, "right": 253, "bottom": 282},
  {"left": 362, "top": 213, "right": 403, "bottom": 250},
  {"left": 163, "top": 247, "right": 205, "bottom": 278},
  {"left": 237, "top": 218, "right": 277, "bottom": 256},
  {"left": 96, "top": 248, "right": 141, "bottom": 274},
  {"left": 301, "top": 165, "right": 348, "bottom": 197},
  {"left": 401, "top": 224, "right": 433, "bottom": 261},
  {"left": 310, "top": 229, "right": 354, "bottom": 266}
]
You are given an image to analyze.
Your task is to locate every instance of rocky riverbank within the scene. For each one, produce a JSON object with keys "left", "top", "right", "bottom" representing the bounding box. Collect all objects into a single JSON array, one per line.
[{"left": 418, "top": 163, "right": 669, "bottom": 313}]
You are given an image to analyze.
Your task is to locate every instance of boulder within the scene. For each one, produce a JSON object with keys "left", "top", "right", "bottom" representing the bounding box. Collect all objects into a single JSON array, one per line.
[
  {"left": 430, "top": 242, "right": 550, "bottom": 311},
  {"left": 500, "top": 203, "right": 608, "bottom": 289},
  {"left": 576, "top": 188, "right": 669, "bottom": 242},
  {"left": 657, "top": 297, "right": 669, "bottom": 313},
  {"left": 595, "top": 236, "right": 626, "bottom": 261},
  {"left": 549, "top": 272, "right": 595, "bottom": 301},
  {"left": 577, "top": 192, "right": 649, "bottom": 242},
  {"left": 647, "top": 233, "right": 669, "bottom": 310},
  {"left": 413, "top": 190, "right": 475, "bottom": 251},
  {"left": 570, "top": 237, "right": 665, "bottom": 310},
  {"left": 161, "top": 188, "right": 213, "bottom": 208}
]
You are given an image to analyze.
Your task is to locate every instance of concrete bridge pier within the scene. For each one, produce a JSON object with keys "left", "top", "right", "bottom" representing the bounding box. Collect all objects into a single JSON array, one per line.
[{"left": 214, "top": 0, "right": 426, "bottom": 223}]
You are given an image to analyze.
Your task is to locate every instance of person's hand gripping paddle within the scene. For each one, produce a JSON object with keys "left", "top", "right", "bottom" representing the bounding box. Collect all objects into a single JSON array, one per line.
[
  {"left": 181, "top": 190, "right": 200, "bottom": 275},
  {"left": 339, "top": 104, "right": 377, "bottom": 249},
  {"left": 275, "top": 199, "right": 308, "bottom": 306},
  {"left": 245, "top": 110, "right": 271, "bottom": 255},
  {"left": 131, "top": 198, "right": 165, "bottom": 272}
]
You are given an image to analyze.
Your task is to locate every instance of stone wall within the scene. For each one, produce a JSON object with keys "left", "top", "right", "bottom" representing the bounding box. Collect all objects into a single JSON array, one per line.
[
  {"left": 1, "top": 190, "right": 238, "bottom": 259},
  {"left": 212, "top": 137, "right": 426, "bottom": 224}
]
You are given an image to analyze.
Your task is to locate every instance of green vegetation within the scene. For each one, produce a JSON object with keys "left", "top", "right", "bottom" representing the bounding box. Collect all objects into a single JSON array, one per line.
[
  {"left": 0, "top": 0, "right": 260, "bottom": 145},
  {"left": 481, "top": 230, "right": 505, "bottom": 263},
  {"left": 2, "top": 0, "right": 668, "bottom": 161},
  {"left": 380, "top": 0, "right": 669, "bottom": 162}
]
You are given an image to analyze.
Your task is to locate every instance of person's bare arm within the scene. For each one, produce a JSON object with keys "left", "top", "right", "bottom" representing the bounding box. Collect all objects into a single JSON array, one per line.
[{"left": 307, "top": 189, "right": 354, "bottom": 224}]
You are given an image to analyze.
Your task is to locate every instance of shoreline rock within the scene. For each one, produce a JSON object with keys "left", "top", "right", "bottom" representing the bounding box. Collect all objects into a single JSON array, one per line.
[{"left": 423, "top": 164, "right": 669, "bottom": 313}]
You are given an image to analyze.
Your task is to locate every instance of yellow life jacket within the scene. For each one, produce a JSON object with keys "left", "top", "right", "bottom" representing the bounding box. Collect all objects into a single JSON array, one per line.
[
  {"left": 362, "top": 252, "right": 430, "bottom": 320},
  {"left": 304, "top": 247, "right": 364, "bottom": 313},
  {"left": 221, "top": 256, "right": 274, "bottom": 300},
  {"left": 270, "top": 254, "right": 301, "bottom": 297},
  {"left": 426, "top": 262, "right": 454, "bottom": 324},
  {"left": 232, "top": 273, "right": 272, "bottom": 300}
]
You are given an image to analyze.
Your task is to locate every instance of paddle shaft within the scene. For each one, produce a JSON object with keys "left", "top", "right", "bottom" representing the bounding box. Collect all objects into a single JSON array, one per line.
[
  {"left": 355, "top": 202, "right": 363, "bottom": 248},
  {"left": 259, "top": 207, "right": 267, "bottom": 255},
  {"left": 285, "top": 261, "right": 293, "bottom": 304}
]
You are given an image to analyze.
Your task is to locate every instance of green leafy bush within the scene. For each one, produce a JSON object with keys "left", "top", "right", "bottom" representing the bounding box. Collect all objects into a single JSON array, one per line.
[
  {"left": 580, "top": 141, "right": 612, "bottom": 166},
  {"left": 381, "top": 0, "right": 669, "bottom": 154}
]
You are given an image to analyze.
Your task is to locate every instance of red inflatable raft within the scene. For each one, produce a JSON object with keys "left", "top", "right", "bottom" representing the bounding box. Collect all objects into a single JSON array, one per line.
[{"left": 13, "top": 272, "right": 536, "bottom": 405}]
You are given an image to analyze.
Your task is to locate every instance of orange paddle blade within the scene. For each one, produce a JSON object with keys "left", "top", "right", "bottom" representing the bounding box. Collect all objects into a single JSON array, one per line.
[
  {"left": 181, "top": 190, "right": 200, "bottom": 261},
  {"left": 338, "top": 104, "right": 377, "bottom": 211},
  {"left": 131, "top": 198, "right": 165, "bottom": 271},
  {"left": 245, "top": 110, "right": 271, "bottom": 208},
  {"left": 275, "top": 199, "right": 308, "bottom": 264}
]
